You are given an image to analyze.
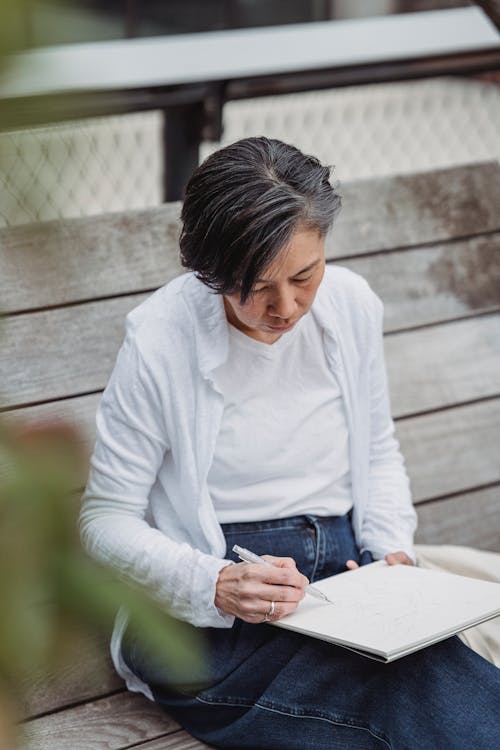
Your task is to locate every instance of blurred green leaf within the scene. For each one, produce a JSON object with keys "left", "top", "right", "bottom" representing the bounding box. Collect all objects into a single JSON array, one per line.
[
  {"left": 0, "top": 5, "right": 205, "bottom": 743},
  {"left": 0, "top": 419, "right": 204, "bottom": 711},
  {"left": 0, "top": 1, "right": 31, "bottom": 61},
  {"left": 58, "top": 554, "right": 205, "bottom": 681}
]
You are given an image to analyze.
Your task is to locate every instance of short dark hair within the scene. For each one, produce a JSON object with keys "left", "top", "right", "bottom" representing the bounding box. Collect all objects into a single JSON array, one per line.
[{"left": 179, "top": 136, "right": 341, "bottom": 303}]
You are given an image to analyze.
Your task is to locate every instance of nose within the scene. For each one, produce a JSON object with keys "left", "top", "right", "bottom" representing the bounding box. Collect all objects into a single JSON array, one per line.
[{"left": 268, "top": 287, "right": 298, "bottom": 320}]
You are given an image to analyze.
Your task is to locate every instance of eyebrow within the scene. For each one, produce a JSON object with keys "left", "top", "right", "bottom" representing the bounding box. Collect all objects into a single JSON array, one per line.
[{"left": 255, "top": 258, "right": 321, "bottom": 284}]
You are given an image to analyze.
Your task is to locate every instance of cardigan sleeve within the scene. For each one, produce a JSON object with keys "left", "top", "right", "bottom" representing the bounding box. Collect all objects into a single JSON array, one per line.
[
  {"left": 79, "top": 333, "right": 234, "bottom": 628},
  {"left": 359, "top": 295, "right": 418, "bottom": 561}
]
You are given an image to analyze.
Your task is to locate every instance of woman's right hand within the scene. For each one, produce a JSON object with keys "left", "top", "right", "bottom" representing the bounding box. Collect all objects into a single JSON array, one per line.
[{"left": 215, "top": 556, "right": 309, "bottom": 623}]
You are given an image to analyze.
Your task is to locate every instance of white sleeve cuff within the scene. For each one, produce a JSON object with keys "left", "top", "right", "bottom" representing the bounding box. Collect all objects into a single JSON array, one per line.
[{"left": 192, "top": 555, "right": 235, "bottom": 628}]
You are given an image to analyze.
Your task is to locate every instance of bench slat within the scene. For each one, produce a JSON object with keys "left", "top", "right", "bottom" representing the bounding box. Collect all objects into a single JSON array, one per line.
[
  {"left": 398, "top": 399, "right": 500, "bottom": 502},
  {"left": 22, "top": 631, "right": 121, "bottom": 719},
  {"left": 329, "top": 161, "right": 500, "bottom": 257},
  {"left": 2, "top": 393, "right": 100, "bottom": 443},
  {"left": 1, "top": 163, "right": 498, "bottom": 314},
  {"left": 0, "top": 205, "right": 182, "bottom": 315},
  {"left": 386, "top": 313, "right": 500, "bottom": 417},
  {"left": 1, "top": 294, "right": 147, "bottom": 409},
  {"left": 24, "top": 691, "right": 178, "bottom": 750},
  {"left": 3, "top": 308, "right": 499, "bottom": 415},
  {"left": 345, "top": 233, "right": 500, "bottom": 331},
  {"left": 416, "top": 486, "right": 500, "bottom": 551}
]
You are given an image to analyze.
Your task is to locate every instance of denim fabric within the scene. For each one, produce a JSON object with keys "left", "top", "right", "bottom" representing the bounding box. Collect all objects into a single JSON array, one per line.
[{"left": 122, "top": 514, "right": 500, "bottom": 749}]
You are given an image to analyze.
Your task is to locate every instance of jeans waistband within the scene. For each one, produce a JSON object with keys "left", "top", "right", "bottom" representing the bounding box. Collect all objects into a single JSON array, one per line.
[{"left": 220, "top": 511, "right": 352, "bottom": 536}]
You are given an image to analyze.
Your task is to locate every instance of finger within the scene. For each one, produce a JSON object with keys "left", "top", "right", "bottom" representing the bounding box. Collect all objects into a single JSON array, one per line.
[
  {"left": 400, "top": 554, "right": 414, "bottom": 566},
  {"left": 236, "top": 569, "right": 307, "bottom": 608},
  {"left": 260, "top": 599, "right": 301, "bottom": 623},
  {"left": 261, "top": 555, "right": 297, "bottom": 569},
  {"left": 345, "top": 559, "right": 359, "bottom": 570},
  {"left": 385, "top": 553, "right": 399, "bottom": 565},
  {"left": 259, "top": 582, "right": 306, "bottom": 604},
  {"left": 385, "top": 551, "right": 414, "bottom": 566},
  {"left": 237, "top": 577, "right": 307, "bottom": 606},
  {"left": 253, "top": 564, "right": 309, "bottom": 590}
]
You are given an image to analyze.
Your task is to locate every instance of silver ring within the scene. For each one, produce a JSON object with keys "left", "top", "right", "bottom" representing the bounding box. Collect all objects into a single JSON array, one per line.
[{"left": 263, "top": 601, "right": 275, "bottom": 622}]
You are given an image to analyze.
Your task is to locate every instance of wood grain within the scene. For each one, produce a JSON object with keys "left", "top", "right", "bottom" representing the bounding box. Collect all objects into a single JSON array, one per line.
[
  {"left": 0, "top": 294, "right": 147, "bottom": 408},
  {"left": 23, "top": 691, "right": 178, "bottom": 750},
  {"left": 385, "top": 313, "right": 500, "bottom": 417},
  {"left": 339, "top": 232, "right": 500, "bottom": 331},
  {"left": 22, "top": 630, "right": 122, "bottom": 718},
  {"left": 329, "top": 161, "right": 500, "bottom": 258},
  {"left": 2, "top": 393, "right": 101, "bottom": 446},
  {"left": 416, "top": 486, "right": 500, "bottom": 551},
  {"left": 0, "top": 203, "right": 183, "bottom": 314},
  {"left": 398, "top": 398, "right": 500, "bottom": 503}
]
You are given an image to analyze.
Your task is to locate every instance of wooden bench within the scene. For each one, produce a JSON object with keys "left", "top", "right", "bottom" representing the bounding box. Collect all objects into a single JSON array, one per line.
[{"left": 1, "top": 161, "right": 499, "bottom": 749}]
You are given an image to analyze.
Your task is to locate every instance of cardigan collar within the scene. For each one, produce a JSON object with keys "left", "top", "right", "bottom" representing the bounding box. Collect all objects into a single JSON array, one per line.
[{"left": 182, "top": 274, "right": 229, "bottom": 379}]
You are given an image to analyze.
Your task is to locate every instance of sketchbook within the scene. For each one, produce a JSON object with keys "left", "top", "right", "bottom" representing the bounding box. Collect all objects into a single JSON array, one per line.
[{"left": 271, "top": 560, "right": 500, "bottom": 662}]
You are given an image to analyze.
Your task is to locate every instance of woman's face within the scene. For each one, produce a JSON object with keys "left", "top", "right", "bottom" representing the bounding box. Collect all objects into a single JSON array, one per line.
[{"left": 223, "top": 226, "right": 326, "bottom": 344}]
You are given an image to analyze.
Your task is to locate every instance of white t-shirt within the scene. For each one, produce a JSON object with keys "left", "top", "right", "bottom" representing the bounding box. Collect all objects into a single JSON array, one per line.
[{"left": 207, "top": 311, "right": 353, "bottom": 522}]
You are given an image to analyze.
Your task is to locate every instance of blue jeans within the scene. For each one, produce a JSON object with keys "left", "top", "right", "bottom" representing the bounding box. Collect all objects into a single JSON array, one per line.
[{"left": 122, "top": 514, "right": 500, "bottom": 749}]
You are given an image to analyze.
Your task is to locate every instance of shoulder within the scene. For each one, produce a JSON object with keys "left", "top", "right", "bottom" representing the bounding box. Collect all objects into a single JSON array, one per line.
[
  {"left": 122, "top": 272, "right": 206, "bottom": 365},
  {"left": 126, "top": 271, "right": 217, "bottom": 334},
  {"left": 320, "top": 264, "right": 382, "bottom": 318},
  {"left": 126, "top": 273, "right": 191, "bottom": 329},
  {"left": 315, "top": 265, "right": 384, "bottom": 355}
]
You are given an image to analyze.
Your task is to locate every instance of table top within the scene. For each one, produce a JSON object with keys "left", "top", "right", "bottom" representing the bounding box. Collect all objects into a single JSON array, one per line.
[{"left": 1, "top": 7, "right": 498, "bottom": 100}]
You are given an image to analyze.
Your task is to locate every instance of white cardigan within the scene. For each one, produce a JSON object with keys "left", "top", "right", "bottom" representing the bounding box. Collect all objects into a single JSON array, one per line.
[{"left": 80, "top": 265, "right": 417, "bottom": 692}]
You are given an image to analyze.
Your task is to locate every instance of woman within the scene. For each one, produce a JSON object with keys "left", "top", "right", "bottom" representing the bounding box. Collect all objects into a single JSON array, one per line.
[{"left": 80, "top": 137, "right": 500, "bottom": 749}]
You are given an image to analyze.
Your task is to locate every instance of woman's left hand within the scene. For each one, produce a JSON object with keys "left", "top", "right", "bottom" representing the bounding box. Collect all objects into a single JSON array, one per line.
[
  {"left": 345, "top": 550, "right": 414, "bottom": 570},
  {"left": 384, "top": 551, "right": 414, "bottom": 566}
]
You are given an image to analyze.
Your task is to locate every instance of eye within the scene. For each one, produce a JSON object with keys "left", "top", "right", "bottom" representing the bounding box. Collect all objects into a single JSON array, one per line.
[{"left": 294, "top": 275, "right": 312, "bottom": 284}]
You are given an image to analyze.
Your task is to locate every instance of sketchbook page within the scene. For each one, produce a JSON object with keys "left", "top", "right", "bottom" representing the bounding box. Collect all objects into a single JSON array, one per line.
[{"left": 272, "top": 561, "right": 500, "bottom": 659}]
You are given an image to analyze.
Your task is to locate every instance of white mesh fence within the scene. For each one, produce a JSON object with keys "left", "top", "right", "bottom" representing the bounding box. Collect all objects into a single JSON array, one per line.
[
  {"left": 0, "top": 111, "right": 163, "bottom": 227},
  {"left": 202, "top": 76, "right": 500, "bottom": 185}
]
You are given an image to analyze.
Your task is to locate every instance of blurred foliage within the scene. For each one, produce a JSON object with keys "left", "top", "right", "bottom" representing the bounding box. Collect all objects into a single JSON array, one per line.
[
  {"left": 0, "top": 5, "right": 203, "bottom": 747},
  {"left": 0, "top": 419, "right": 203, "bottom": 746},
  {"left": 0, "top": 0, "right": 31, "bottom": 62}
]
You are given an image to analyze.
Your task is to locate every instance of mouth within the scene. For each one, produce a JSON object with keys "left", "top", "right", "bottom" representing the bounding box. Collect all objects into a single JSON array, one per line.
[{"left": 265, "top": 321, "right": 296, "bottom": 332}]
